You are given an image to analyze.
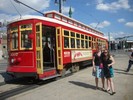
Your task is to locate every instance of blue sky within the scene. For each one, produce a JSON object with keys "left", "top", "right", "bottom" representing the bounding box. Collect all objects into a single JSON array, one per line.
[{"left": 0, "top": 0, "right": 133, "bottom": 40}]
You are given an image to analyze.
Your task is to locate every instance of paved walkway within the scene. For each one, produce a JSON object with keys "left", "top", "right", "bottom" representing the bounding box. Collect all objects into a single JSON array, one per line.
[{"left": 3, "top": 51, "right": 133, "bottom": 100}]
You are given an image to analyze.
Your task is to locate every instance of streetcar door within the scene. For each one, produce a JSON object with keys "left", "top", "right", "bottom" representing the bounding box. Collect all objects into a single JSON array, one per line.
[
  {"left": 56, "top": 27, "right": 63, "bottom": 70},
  {"left": 36, "top": 23, "right": 43, "bottom": 74},
  {"left": 42, "top": 25, "right": 56, "bottom": 70}
]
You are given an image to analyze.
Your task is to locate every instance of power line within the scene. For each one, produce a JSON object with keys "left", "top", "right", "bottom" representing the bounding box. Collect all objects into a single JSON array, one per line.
[
  {"left": 14, "top": 0, "right": 44, "bottom": 16},
  {"left": 10, "top": 0, "right": 22, "bottom": 18}
]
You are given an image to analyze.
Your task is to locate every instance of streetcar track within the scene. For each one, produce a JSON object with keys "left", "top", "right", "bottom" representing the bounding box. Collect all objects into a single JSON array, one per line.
[
  {"left": 0, "top": 65, "right": 90, "bottom": 99},
  {"left": 0, "top": 84, "right": 39, "bottom": 100}
]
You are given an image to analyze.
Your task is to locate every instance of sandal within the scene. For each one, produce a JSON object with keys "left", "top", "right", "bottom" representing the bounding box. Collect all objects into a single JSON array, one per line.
[
  {"left": 110, "top": 92, "right": 116, "bottom": 95},
  {"left": 106, "top": 89, "right": 110, "bottom": 92},
  {"left": 102, "top": 88, "right": 106, "bottom": 91}
]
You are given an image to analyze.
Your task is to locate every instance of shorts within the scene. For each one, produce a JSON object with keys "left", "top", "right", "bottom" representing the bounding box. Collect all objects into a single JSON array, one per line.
[
  {"left": 104, "top": 67, "right": 114, "bottom": 78},
  {"left": 109, "top": 67, "right": 114, "bottom": 78},
  {"left": 95, "top": 66, "right": 104, "bottom": 78}
]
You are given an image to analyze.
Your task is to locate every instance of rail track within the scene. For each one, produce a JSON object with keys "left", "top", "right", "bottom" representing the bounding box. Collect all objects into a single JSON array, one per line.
[
  {"left": 0, "top": 65, "right": 90, "bottom": 99},
  {"left": 0, "top": 73, "right": 72, "bottom": 99}
]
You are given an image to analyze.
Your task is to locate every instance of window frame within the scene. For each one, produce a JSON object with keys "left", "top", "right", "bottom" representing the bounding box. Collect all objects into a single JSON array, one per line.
[
  {"left": 10, "top": 26, "right": 18, "bottom": 51},
  {"left": 19, "top": 24, "right": 33, "bottom": 50}
]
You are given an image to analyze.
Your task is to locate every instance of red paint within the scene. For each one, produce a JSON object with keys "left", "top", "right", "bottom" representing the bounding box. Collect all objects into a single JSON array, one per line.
[
  {"left": 74, "top": 52, "right": 83, "bottom": 59},
  {"left": 63, "top": 50, "right": 71, "bottom": 64}
]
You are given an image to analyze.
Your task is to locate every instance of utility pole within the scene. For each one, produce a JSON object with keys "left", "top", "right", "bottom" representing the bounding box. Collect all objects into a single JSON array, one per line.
[
  {"left": 108, "top": 32, "right": 111, "bottom": 51},
  {"left": 55, "top": 0, "right": 66, "bottom": 13}
]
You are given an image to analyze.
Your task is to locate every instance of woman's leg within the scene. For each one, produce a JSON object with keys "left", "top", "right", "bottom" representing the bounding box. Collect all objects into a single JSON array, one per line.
[
  {"left": 106, "top": 79, "right": 110, "bottom": 91},
  {"left": 101, "top": 77, "right": 105, "bottom": 89},
  {"left": 108, "top": 78, "right": 115, "bottom": 94},
  {"left": 95, "top": 77, "right": 98, "bottom": 88}
]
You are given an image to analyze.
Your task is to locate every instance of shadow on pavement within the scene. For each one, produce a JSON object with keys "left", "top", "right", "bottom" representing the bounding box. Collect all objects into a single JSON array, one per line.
[
  {"left": 114, "top": 68, "right": 133, "bottom": 75},
  {"left": 114, "top": 68, "right": 126, "bottom": 72},
  {"left": 69, "top": 81, "right": 96, "bottom": 90},
  {"left": 115, "top": 71, "right": 133, "bottom": 76}
]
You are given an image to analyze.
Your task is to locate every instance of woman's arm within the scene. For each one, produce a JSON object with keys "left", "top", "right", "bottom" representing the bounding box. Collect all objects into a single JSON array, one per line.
[
  {"left": 92, "top": 56, "right": 96, "bottom": 71},
  {"left": 92, "top": 56, "right": 95, "bottom": 66},
  {"left": 108, "top": 55, "right": 115, "bottom": 67}
]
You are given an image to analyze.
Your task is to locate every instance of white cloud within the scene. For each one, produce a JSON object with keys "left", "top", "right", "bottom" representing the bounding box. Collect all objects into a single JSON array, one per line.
[
  {"left": 0, "top": 0, "right": 50, "bottom": 14},
  {"left": 0, "top": 0, "right": 50, "bottom": 22},
  {"left": 118, "top": 18, "right": 126, "bottom": 23},
  {"left": 111, "top": 31, "right": 132, "bottom": 38},
  {"left": 62, "top": 6, "right": 75, "bottom": 15},
  {"left": 125, "top": 22, "right": 133, "bottom": 28},
  {"left": 96, "top": 0, "right": 130, "bottom": 12},
  {"left": 90, "top": 20, "right": 111, "bottom": 28}
]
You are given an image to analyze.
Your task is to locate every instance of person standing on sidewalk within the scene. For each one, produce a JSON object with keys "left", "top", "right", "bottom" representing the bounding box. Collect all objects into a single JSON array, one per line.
[
  {"left": 102, "top": 49, "right": 116, "bottom": 95},
  {"left": 126, "top": 49, "right": 133, "bottom": 72},
  {"left": 92, "top": 45, "right": 105, "bottom": 90}
]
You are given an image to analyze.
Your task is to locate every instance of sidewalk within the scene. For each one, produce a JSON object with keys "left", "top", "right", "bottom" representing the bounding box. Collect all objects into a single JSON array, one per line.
[{"left": 5, "top": 51, "right": 133, "bottom": 100}]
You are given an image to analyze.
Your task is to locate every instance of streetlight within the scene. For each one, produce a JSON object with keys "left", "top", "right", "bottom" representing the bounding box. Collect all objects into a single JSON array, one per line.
[{"left": 54, "top": 0, "right": 66, "bottom": 13}]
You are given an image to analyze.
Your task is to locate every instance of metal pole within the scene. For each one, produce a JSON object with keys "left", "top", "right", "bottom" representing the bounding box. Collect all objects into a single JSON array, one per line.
[
  {"left": 59, "top": 0, "right": 62, "bottom": 13},
  {"left": 108, "top": 32, "right": 111, "bottom": 51}
]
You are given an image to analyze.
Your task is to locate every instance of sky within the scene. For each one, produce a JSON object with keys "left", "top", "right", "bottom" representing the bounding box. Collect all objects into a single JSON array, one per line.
[{"left": 0, "top": 0, "right": 133, "bottom": 40}]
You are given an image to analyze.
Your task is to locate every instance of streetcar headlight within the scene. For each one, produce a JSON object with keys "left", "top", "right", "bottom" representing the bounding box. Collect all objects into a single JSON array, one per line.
[{"left": 11, "top": 58, "right": 16, "bottom": 64}]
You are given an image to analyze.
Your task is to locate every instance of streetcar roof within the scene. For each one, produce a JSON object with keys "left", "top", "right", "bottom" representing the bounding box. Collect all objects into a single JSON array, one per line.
[{"left": 8, "top": 14, "right": 107, "bottom": 40}]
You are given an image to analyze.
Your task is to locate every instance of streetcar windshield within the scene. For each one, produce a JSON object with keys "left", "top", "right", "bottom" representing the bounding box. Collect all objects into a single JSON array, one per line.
[{"left": 20, "top": 24, "right": 32, "bottom": 49}]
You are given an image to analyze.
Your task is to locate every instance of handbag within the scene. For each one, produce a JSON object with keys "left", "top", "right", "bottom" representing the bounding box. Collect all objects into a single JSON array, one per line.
[
  {"left": 92, "top": 69, "right": 96, "bottom": 76},
  {"left": 99, "top": 63, "right": 103, "bottom": 69}
]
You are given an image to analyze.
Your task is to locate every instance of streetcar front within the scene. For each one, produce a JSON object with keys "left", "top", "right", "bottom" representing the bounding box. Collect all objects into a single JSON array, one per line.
[{"left": 6, "top": 20, "right": 37, "bottom": 78}]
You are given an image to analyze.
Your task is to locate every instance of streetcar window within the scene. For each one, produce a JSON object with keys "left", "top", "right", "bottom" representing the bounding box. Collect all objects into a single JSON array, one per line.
[
  {"left": 85, "top": 36, "right": 88, "bottom": 39},
  {"left": 36, "top": 25, "right": 40, "bottom": 32},
  {"left": 64, "top": 30, "right": 69, "bottom": 36},
  {"left": 85, "top": 40, "right": 88, "bottom": 48},
  {"left": 64, "top": 37, "right": 69, "bottom": 48},
  {"left": 76, "top": 34, "right": 80, "bottom": 38},
  {"left": 21, "top": 24, "right": 32, "bottom": 29},
  {"left": 10, "top": 26, "right": 18, "bottom": 50},
  {"left": 11, "top": 32, "right": 18, "bottom": 49},
  {"left": 71, "top": 38, "right": 75, "bottom": 48},
  {"left": 89, "top": 41, "right": 91, "bottom": 47},
  {"left": 20, "top": 24, "right": 32, "bottom": 49},
  {"left": 21, "top": 30, "right": 32, "bottom": 48},
  {"left": 71, "top": 32, "right": 75, "bottom": 37},
  {"left": 76, "top": 39, "right": 80, "bottom": 48},
  {"left": 92, "top": 37, "right": 96, "bottom": 49},
  {"left": 81, "top": 40, "right": 84, "bottom": 48},
  {"left": 89, "top": 36, "right": 92, "bottom": 48},
  {"left": 70, "top": 32, "right": 75, "bottom": 48},
  {"left": 81, "top": 35, "right": 84, "bottom": 39}
]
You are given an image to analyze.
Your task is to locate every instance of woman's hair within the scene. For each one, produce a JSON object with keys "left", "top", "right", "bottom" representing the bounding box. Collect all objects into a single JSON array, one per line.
[
  {"left": 103, "top": 49, "right": 110, "bottom": 60},
  {"left": 96, "top": 44, "right": 102, "bottom": 52}
]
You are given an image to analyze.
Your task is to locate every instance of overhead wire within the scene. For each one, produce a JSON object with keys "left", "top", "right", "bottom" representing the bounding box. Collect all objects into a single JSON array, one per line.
[{"left": 10, "top": 0, "right": 22, "bottom": 19}]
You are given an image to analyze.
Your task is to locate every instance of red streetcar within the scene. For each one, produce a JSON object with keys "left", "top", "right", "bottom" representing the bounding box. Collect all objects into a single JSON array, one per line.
[{"left": 6, "top": 11, "right": 108, "bottom": 80}]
